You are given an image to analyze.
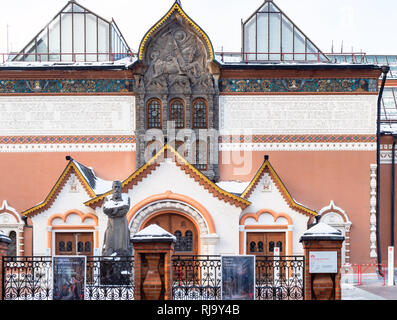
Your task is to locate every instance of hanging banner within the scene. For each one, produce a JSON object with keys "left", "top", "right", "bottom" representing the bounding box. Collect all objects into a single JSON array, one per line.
[
  {"left": 221, "top": 255, "right": 255, "bottom": 300},
  {"left": 52, "top": 256, "right": 86, "bottom": 300}
]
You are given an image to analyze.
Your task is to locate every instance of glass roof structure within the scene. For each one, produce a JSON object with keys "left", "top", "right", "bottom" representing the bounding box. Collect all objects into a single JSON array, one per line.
[
  {"left": 242, "top": 0, "right": 329, "bottom": 62},
  {"left": 12, "top": 0, "right": 131, "bottom": 62}
]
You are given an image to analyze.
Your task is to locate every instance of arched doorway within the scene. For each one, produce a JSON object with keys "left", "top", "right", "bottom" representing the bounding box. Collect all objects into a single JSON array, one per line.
[{"left": 142, "top": 212, "right": 199, "bottom": 255}]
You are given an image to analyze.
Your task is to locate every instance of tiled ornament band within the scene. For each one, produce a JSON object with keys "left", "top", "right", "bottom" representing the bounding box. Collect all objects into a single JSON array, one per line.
[
  {"left": 219, "top": 78, "right": 378, "bottom": 93},
  {"left": 0, "top": 79, "right": 134, "bottom": 93}
]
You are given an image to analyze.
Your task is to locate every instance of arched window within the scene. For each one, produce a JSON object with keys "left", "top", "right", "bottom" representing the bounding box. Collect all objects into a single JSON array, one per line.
[
  {"left": 59, "top": 241, "right": 66, "bottom": 252},
  {"left": 258, "top": 241, "right": 264, "bottom": 253},
  {"left": 147, "top": 99, "right": 162, "bottom": 129},
  {"left": 193, "top": 140, "right": 208, "bottom": 171},
  {"left": 84, "top": 241, "right": 91, "bottom": 253},
  {"left": 249, "top": 241, "right": 257, "bottom": 253},
  {"left": 185, "top": 230, "right": 193, "bottom": 252},
  {"left": 169, "top": 99, "right": 185, "bottom": 129},
  {"left": 77, "top": 241, "right": 84, "bottom": 253},
  {"left": 276, "top": 241, "right": 283, "bottom": 252},
  {"left": 192, "top": 99, "right": 207, "bottom": 129},
  {"left": 66, "top": 241, "right": 73, "bottom": 252}
]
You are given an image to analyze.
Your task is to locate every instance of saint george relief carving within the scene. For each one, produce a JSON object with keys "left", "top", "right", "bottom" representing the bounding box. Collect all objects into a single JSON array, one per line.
[
  {"left": 143, "top": 18, "right": 214, "bottom": 95},
  {"left": 134, "top": 7, "right": 220, "bottom": 181}
]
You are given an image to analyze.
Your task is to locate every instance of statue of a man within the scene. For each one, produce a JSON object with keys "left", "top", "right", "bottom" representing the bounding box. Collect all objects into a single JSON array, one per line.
[{"left": 102, "top": 181, "right": 131, "bottom": 256}]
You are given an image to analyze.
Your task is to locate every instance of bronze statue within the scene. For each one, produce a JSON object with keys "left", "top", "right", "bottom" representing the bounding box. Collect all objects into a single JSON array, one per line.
[{"left": 102, "top": 181, "right": 131, "bottom": 256}]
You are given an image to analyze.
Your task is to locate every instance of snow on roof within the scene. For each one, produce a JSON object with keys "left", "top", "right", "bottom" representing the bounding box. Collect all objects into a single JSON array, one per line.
[
  {"left": 300, "top": 222, "right": 344, "bottom": 241},
  {"left": 132, "top": 224, "right": 176, "bottom": 242},
  {"left": 0, "top": 56, "right": 137, "bottom": 69},
  {"left": 216, "top": 181, "right": 250, "bottom": 195},
  {"left": 72, "top": 160, "right": 113, "bottom": 196}
]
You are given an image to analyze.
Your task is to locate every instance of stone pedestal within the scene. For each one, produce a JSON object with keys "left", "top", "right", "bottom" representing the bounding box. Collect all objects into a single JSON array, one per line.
[
  {"left": 0, "top": 232, "right": 11, "bottom": 300},
  {"left": 300, "top": 222, "right": 345, "bottom": 300},
  {"left": 132, "top": 224, "right": 176, "bottom": 300}
]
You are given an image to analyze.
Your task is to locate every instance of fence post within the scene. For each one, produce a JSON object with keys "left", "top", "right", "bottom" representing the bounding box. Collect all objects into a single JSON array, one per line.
[
  {"left": 300, "top": 222, "right": 345, "bottom": 300},
  {"left": 131, "top": 224, "right": 176, "bottom": 300},
  {"left": 388, "top": 246, "right": 395, "bottom": 286},
  {"left": 0, "top": 232, "right": 11, "bottom": 300}
]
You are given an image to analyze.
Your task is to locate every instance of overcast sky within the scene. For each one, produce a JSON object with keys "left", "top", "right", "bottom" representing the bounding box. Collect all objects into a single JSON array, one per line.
[{"left": 0, "top": 0, "right": 396, "bottom": 56}]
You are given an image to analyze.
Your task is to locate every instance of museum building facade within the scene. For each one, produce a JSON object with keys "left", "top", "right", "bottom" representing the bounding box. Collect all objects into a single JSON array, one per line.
[{"left": 0, "top": 0, "right": 395, "bottom": 267}]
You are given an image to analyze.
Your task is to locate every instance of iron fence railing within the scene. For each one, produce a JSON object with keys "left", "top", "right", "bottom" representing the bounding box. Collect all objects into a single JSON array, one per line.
[
  {"left": 2, "top": 254, "right": 304, "bottom": 300},
  {"left": 1, "top": 256, "right": 134, "bottom": 300}
]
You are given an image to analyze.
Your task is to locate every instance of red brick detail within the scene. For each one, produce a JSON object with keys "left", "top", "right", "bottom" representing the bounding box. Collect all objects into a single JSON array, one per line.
[
  {"left": 133, "top": 241, "right": 175, "bottom": 300},
  {"left": 302, "top": 239, "right": 344, "bottom": 300}
]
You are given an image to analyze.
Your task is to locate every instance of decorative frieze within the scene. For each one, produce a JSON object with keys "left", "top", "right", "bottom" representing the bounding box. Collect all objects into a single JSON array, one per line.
[
  {"left": 0, "top": 79, "right": 134, "bottom": 94},
  {"left": 0, "top": 96, "right": 135, "bottom": 135},
  {"left": 219, "top": 78, "right": 378, "bottom": 93},
  {"left": 219, "top": 142, "right": 376, "bottom": 151},
  {"left": 219, "top": 95, "right": 377, "bottom": 135}
]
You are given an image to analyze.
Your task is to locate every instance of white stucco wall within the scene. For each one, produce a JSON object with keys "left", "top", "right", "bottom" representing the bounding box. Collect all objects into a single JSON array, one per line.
[
  {"left": 31, "top": 173, "right": 101, "bottom": 256},
  {"left": 121, "top": 158, "right": 243, "bottom": 255}
]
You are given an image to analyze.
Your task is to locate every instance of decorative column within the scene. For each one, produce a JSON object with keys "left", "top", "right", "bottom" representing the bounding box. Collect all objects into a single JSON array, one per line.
[
  {"left": 370, "top": 164, "right": 377, "bottom": 258},
  {"left": 300, "top": 223, "right": 345, "bottom": 300},
  {"left": 131, "top": 224, "right": 176, "bottom": 300},
  {"left": 0, "top": 231, "right": 11, "bottom": 300}
]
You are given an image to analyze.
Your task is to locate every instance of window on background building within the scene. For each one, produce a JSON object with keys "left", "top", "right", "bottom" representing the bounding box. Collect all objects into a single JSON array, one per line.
[
  {"left": 192, "top": 99, "right": 208, "bottom": 129},
  {"left": 147, "top": 99, "right": 162, "bottom": 129},
  {"left": 169, "top": 99, "right": 185, "bottom": 129},
  {"left": 12, "top": 1, "right": 131, "bottom": 62},
  {"left": 193, "top": 140, "right": 208, "bottom": 171},
  {"left": 7, "top": 231, "right": 16, "bottom": 256}
]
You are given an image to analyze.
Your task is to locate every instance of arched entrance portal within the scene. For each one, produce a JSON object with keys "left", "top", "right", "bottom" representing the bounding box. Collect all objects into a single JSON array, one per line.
[{"left": 142, "top": 212, "right": 199, "bottom": 255}]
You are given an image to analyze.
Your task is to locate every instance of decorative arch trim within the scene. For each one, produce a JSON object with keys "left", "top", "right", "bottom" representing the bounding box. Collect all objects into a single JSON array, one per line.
[
  {"left": 0, "top": 200, "right": 22, "bottom": 224},
  {"left": 127, "top": 191, "right": 216, "bottom": 234},
  {"left": 138, "top": 2, "right": 214, "bottom": 61},
  {"left": 240, "top": 209, "right": 293, "bottom": 225},
  {"left": 48, "top": 209, "right": 98, "bottom": 226}
]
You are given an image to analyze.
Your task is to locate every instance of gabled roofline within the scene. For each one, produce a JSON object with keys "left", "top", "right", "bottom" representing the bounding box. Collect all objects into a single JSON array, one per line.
[
  {"left": 137, "top": 1, "right": 214, "bottom": 61},
  {"left": 22, "top": 160, "right": 96, "bottom": 218},
  {"left": 85, "top": 144, "right": 250, "bottom": 209},
  {"left": 241, "top": 156, "right": 317, "bottom": 217}
]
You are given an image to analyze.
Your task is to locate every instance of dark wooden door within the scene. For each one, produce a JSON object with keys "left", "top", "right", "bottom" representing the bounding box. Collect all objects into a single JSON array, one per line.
[
  {"left": 246, "top": 232, "right": 285, "bottom": 256},
  {"left": 55, "top": 232, "right": 93, "bottom": 256},
  {"left": 143, "top": 213, "right": 198, "bottom": 255}
]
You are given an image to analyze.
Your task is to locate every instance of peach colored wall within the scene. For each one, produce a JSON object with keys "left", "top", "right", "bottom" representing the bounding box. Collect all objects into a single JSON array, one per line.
[
  {"left": 219, "top": 150, "right": 376, "bottom": 264},
  {"left": 0, "top": 152, "right": 136, "bottom": 214}
]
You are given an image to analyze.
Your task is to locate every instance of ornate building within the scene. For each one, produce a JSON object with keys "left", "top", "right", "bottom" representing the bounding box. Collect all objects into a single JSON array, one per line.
[{"left": 0, "top": 0, "right": 395, "bottom": 267}]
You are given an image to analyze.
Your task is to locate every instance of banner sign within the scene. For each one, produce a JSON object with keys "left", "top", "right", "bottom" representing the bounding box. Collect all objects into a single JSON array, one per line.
[
  {"left": 53, "top": 256, "right": 86, "bottom": 300},
  {"left": 309, "top": 251, "right": 338, "bottom": 273},
  {"left": 221, "top": 255, "right": 255, "bottom": 300}
]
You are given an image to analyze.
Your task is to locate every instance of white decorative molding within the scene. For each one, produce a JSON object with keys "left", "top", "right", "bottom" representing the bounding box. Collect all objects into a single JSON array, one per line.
[
  {"left": 129, "top": 200, "right": 209, "bottom": 237},
  {"left": 370, "top": 164, "right": 377, "bottom": 258},
  {"left": 219, "top": 142, "right": 376, "bottom": 151},
  {"left": 0, "top": 143, "right": 136, "bottom": 153},
  {"left": 0, "top": 95, "right": 135, "bottom": 135},
  {"left": 0, "top": 200, "right": 24, "bottom": 255},
  {"left": 380, "top": 150, "right": 397, "bottom": 164},
  {"left": 219, "top": 95, "right": 377, "bottom": 135}
]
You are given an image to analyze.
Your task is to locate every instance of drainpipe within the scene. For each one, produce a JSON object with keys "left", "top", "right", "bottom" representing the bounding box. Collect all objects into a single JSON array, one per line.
[
  {"left": 376, "top": 65, "right": 390, "bottom": 272},
  {"left": 392, "top": 135, "right": 396, "bottom": 247}
]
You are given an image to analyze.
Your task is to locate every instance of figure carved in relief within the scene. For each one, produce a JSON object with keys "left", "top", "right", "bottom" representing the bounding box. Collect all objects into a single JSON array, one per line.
[{"left": 144, "top": 23, "right": 213, "bottom": 93}]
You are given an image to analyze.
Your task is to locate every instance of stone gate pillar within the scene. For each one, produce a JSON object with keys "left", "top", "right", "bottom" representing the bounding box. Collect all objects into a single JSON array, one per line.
[
  {"left": 131, "top": 224, "right": 176, "bottom": 300},
  {"left": 300, "top": 222, "right": 345, "bottom": 300},
  {"left": 0, "top": 231, "right": 11, "bottom": 300}
]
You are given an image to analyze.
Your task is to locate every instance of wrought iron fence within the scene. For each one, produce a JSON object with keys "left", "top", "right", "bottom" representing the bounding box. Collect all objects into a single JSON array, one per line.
[
  {"left": 1, "top": 256, "right": 134, "bottom": 300},
  {"left": 2, "top": 255, "right": 303, "bottom": 300},
  {"left": 172, "top": 255, "right": 222, "bottom": 300},
  {"left": 255, "top": 256, "right": 305, "bottom": 300},
  {"left": 171, "top": 255, "right": 304, "bottom": 300}
]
